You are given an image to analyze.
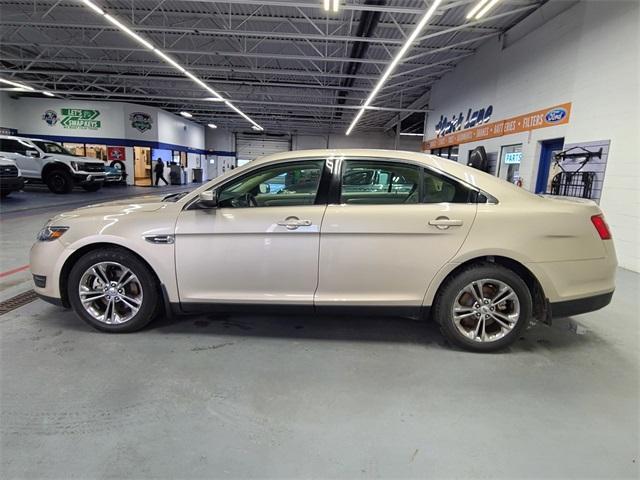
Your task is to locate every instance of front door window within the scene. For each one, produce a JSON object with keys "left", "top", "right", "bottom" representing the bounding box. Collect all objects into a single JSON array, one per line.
[{"left": 217, "top": 160, "right": 324, "bottom": 208}]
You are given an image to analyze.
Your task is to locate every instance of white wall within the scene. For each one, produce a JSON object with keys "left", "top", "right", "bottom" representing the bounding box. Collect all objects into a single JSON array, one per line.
[
  {"left": 293, "top": 132, "right": 422, "bottom": 151},
  {"left": 424, "top": 0, "right": 639, "bottom": 271}
]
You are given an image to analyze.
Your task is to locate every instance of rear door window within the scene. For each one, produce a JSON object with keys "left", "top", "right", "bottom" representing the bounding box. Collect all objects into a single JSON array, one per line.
[{"left": 340, "top": 160, "right": 420, "bottom": 204}]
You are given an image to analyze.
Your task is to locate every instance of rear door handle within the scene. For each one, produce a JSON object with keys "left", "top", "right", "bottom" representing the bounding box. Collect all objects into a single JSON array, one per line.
[
  {"left": 428, "top": 217, "right": 463, "bottom": 229},
  {"left": 277, "top": 217, "right": 312, "bottom": 230}
]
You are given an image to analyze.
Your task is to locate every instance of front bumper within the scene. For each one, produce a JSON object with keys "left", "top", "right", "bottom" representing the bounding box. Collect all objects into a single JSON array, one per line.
[
  {"left": 30, "top": 239, "right": 68, "bottom": 303},
  {"left": 73, "top": 172, "right": 106, "bottom": 185},
  {"left": 0, "top": 176, "right": 25, "bottom": 192}
]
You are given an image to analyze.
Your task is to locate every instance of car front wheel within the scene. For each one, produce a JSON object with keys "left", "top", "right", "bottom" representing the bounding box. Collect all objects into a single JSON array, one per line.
[
  {"left": 433, "top": 263, "right": 532, "bottom": 352},
  {"left": 67, "top": 248, "right": 159, "bottom": 332}
]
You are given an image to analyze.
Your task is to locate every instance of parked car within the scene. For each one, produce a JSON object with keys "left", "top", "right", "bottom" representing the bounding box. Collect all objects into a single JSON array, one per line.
[
  {"left": 30, "top": 149, "right": 617, "bottom": 352},
  {"left": 0, "top": 155, "right": 24, "bottom": 198},
  {"left": 104, "top": 164, "right": 124, "bottom": 185},
  {"left": 0, "top": 136, "right": 105, "bottom": 194}
]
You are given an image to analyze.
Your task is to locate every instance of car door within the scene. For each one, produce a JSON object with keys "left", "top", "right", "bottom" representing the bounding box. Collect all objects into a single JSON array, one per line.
[
  {"left": 315, "top": 158, "right": 478, "bottom": 311},
  {"left": 174, "top": 158, "right": 330, "bottom": 308}
]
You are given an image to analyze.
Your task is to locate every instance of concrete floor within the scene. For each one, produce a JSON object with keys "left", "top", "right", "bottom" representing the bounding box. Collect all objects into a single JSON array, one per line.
[{"left": 1, "top": 186, "right": 639, "bottom": 479}]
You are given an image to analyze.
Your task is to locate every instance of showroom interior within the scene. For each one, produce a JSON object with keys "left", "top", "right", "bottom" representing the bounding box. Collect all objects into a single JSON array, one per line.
[{"left": 0, "top": 0, "right": 638, "bottom": 478}]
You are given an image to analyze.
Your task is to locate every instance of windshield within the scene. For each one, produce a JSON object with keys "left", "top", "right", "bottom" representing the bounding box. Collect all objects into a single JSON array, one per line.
[{"left": 32, "top": 141, "right": 75, "bottom": 156}]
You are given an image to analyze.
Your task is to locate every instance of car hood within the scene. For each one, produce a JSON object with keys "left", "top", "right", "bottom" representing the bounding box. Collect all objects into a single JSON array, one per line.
[{"left": 54, "top": 195, "right": 168, "bottom": 221}]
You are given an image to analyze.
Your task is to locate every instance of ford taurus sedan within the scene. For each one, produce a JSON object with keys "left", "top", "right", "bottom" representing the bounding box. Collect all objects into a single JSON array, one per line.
[{"left": 30, "top": 149, "right": 617, "bottom": 352}]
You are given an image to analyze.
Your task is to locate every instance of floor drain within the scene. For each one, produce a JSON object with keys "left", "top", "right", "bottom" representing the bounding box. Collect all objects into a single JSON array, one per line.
[{"left": 0, "top": 290, "right": 39, "bottom": 316}]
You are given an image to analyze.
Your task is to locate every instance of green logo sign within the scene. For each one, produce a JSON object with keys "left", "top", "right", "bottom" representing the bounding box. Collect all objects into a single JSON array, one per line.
[{"left": 59, "top": 108, "right": 101, "bottom": 129}]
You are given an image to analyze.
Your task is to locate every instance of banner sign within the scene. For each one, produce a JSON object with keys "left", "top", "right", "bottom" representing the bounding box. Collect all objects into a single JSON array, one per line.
[
  {"left": 423, "top": 102, "right": 572, "bottom": 150},
  {"left": 107, "top": 146, "right": 126, "bottom": 161},
  {"left": 42, "top": 108, "right": 102, "bottom": 130}
]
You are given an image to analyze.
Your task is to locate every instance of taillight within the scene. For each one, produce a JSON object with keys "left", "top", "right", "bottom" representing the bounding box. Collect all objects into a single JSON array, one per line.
[{"left": 591, "top": 214, "right": 612, "bottom": 240}]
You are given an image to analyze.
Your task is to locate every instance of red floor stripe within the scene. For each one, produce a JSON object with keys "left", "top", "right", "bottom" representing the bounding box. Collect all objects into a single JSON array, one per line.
[{"left": 0, "top": 264, "right": 30, "bottom": 278}]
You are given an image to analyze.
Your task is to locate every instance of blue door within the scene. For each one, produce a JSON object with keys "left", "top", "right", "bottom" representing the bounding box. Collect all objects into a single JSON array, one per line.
[{"left": 535, "top": 138, "right": 564, "bottom": 194}]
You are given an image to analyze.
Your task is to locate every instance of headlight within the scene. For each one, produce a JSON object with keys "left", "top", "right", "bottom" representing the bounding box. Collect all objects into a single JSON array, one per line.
[
  {"left": 70, "top": 161, "right": 78, "bottom": 171},
  {"left": 36, "top": 226, "right": 69, "bottom": 242}
]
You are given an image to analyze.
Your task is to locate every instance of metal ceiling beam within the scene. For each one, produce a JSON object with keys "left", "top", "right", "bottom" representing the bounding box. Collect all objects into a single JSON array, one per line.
[
  {"left": 14, "top": 88, "right": 428, "bottom": 112},
  {"left": 0, "top": 69, "right": 377, "bottom": 93},
  {"left": 0, "top": 42, "right": 419, "bottom": 66},
  {"left": 0, "top": 56, "right": 399, "bottom": 81}
]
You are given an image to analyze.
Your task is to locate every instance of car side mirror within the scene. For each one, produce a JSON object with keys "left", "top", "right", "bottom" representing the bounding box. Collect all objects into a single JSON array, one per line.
[
  {"left": 259, "top": 183, "right": 270, "bottom": 194},
  {"left": 197, "top": 190, "right": 218, "bottom": 208},
  {"left": 25, "top": 150, "right": 40, "bottom": 158}
]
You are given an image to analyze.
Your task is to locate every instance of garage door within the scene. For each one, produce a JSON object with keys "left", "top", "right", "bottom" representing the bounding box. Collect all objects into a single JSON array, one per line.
[{"left": 236, "top": 133, "right": 291, "bottom": 164}]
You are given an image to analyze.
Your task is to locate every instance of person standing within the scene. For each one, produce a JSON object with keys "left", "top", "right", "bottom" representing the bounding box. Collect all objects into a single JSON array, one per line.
[{"left": 154, "top": 158, "right": 168, "bottom": 186}]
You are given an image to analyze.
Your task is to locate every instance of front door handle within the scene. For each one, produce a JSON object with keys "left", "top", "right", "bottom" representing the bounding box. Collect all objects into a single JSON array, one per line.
[
  {"left": 277, "top": 217, "right": 312, "bottom": 230},
  {"left": 428, "top": 217, "right": 463, "bottom": 230}
]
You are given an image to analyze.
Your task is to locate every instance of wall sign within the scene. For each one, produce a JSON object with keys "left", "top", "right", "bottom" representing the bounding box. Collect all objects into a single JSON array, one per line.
[
  {"left": 424, "top": 102, "right": 572, "bottom": 150},
  {"left": 42, "top": 108, "right": 102, "bottom": 130},
  {"left": 129, "top": 112, "right": 153, "bottom": 133},
  {"left": 435, "top": 105, "right": 493, "bottom": 137},
  {"left": 504, "top": 152, "right": 522, "bottom": 164}
]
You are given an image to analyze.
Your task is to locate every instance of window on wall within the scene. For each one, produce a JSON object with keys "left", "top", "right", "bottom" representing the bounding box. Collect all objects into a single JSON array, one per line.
[
  {"left": 63, "top": 143, "right": 86, "bottom": 156},
  {"left": 431, "top": 146, "right": 459, "bottom": 161},
  {"left": 498, "top": 144, "right": 523, "bottom": 184},
  {"left": 180, "top": 151, "right": 187, "bottom": 168},
  {"left": 85, "top": 144, "right": 107, "bottom": 161}
]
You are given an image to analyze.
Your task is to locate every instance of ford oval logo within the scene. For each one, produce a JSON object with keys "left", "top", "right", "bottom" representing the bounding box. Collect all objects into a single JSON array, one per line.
[{"left": 545, "top": 108, "right": 567, "bottom": 123}]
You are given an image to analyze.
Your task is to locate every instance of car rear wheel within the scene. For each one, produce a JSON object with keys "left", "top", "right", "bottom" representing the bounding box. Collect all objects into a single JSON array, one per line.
[
  {"left": 433, "top": 263, "right": 532, "bottom": 352},
  {"left": 68, "top": 248, "right": 159, "bottom": 332},
  {"left": 45, "top": 169, "right": 73, "bottom": 194}
]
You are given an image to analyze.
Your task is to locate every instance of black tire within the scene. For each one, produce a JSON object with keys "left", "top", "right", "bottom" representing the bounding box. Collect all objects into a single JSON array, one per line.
[
  {"left": 45, "top": 169, "right": 73, "bottom": 194},
  {"left": 82, "top": 183, "right": 102, "bottom": 192},
  {"left": 433, "top": 262, "right": 532, "bottom": 352},
  {"left": 67, "top": 248, "right": 160, "bottom": 333}
]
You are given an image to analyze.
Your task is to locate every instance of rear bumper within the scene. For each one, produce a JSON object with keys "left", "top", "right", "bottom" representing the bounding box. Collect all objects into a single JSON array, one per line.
[{"left": 550, "top": 290, "right": 614, "bottom": 318}]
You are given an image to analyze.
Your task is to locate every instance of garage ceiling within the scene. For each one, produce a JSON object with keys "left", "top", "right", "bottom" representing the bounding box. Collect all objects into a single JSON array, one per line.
[{"left": 0, "top": 0, "right": 545, "bottom": 134}]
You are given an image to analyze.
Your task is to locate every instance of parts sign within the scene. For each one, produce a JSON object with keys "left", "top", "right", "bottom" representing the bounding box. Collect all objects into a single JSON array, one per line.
[{"left": 423, "top": 103, "right": 572, "bottom": 150}]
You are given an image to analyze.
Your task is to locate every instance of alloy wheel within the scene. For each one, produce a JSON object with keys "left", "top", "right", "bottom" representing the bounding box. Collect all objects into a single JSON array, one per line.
[
  {"left": 78, "top": 261, "right": 143, "bottom": 325},
  {"left": 451, "top": 278, "right": 520, "bottom": 343}
]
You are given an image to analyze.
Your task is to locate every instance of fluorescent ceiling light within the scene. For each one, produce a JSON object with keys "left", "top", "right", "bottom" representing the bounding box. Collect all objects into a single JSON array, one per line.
[
  {"left": 104, "top": 14, "right": 154, "bottom": 50},
  {"left": 400, "top": 132, "right": 424, "bottom": 136},
  {"left": 207, "top": 123, "right": 217, "bottom": 129},
  {"left": 180, "top": 111, "right": 193, "bottom": 118},
  {"left": 475, "top": 0, "right": 501, "bottom": 19},
  {"left": 323, "top": 0, "right": 330, "bottom": 11},
  {"left": 346, "top": 0, "right": 442, "bottom": 135},
  {"left": 152, "top": 49, "right": 185, "bottom": 73},
  {"left": 332, "top": 0, "right": 339, "bottom": 13},
  {"left": 466, "top": 0, "right": 490, "bottom": 19},
  {"left": 77, "top": 0, "right": 261, "bottom": 130},
  {"left": 42, "top": 91, "right": 55, "bottom": 97},
  {"left": 80, "top": 0, "right": 104, "bottom": 15},
  {"left": 0, "top": 78, "right": 35, "bottom": 91},
  {"left": 251, "top": 125, "right": 262, "bottom": 131}
]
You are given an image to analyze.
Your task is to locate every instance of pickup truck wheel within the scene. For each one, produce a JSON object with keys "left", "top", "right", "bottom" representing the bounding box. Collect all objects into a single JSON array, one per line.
[
  {"left": 82, "top": 184, "right": 102, "bottom": 192},
  {"left": 45, "top": 169, "right": 73, "bottom": 194},
  {"left": 433, "top": 263, "right": 532, "bottom": 352},
  {"left": 68, "top": 248, "right": 159, "bottom": 333}
]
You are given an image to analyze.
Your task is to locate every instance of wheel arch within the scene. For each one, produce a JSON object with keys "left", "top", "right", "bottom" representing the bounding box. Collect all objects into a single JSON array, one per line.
[
  {"left": 42, "top": 161, "right": 72, "bottom": 178},
  {"left": 59, "top": 242, "right": 162, "bottom": 308},
  {"left": 426, "top": 255, "right": 549, "bottom": 323}
]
